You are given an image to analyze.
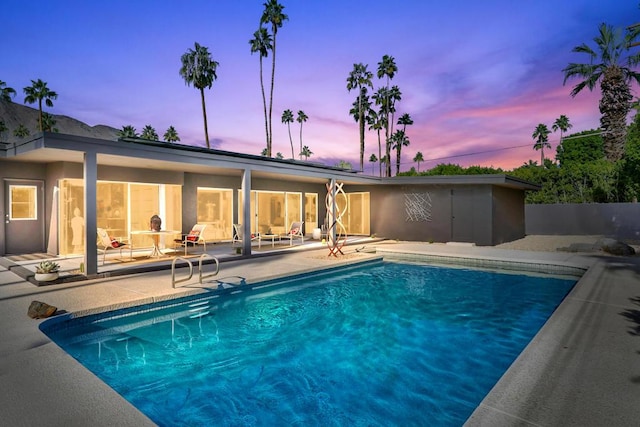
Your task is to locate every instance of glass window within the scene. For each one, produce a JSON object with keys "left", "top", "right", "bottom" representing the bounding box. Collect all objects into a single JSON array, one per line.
[
  {"left": 304, "top": 193, "right": 318, "bottom": 231},
  {"left": 9, "top": 185, "right": 37, "bottom": 220},
  {"left": 196, "top": 188, "right": 232, "bottom": 240},
  {"left": 346, "top": 192, "right": 370, "bottom": 235},
  {"left": 97, "top": 182, "right": 128, "bottom": 239},
  {"left": 60, "top": 179, "right": 85, "bottom": 255},
  {"left": 286, "top": 192, "right": 302, "bottom": 230}
]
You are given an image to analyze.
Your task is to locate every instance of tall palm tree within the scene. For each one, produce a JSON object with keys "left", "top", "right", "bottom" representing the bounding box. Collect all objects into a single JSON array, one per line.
[
  {"left": 13, "top": 124, "right": 30, "bottom": 138},
  {"left": 261, "top": 0, "right": 288, "bottom": 157},
  {"left": 300, "top": 145, "right": 313, "bottom": 160},
  {"left": 396, "top": 113, "right": 413, "bottom": 173},
  {"left": 563, "top": 23, "right": 640, "bottom": 161},
  {"left": 249, "top": 27, "right": 272, "bottom": 155},
  {"left": 397, "top": 113, "right": 413, "bottom": 133},
  {"left": 163, "top": 126, "right": 180, "bottom": 143},
  {"left": 391, "top": 130, "right": 410, "bottom": 175},
  {"left": 0, "top": 80, "right": 17, "bottom": 102},
  {"left": 369, "top": 153, "right": 378, "bottom": 175},
  {"left": 413, "top": 151, "right": 424, "bottom": 172},
  {"left": 367, "top": 107, "right": 386, "bottom": 177},
  {"left": 118, "top": 125, "right": 138, "bottom": 139},
  {"left": 141, "top": 125, "right": 159, "bottom": 140},
  {"left": 179, "top": 42, "right": 219, "bottom": 149},
  {"left": 23, "top": 79, "right": 58, "bottom": 132},
  {"left": 281, "top": 109, "right": 295, "bottom": 158},
  {"left": 552, "top": 115, "right": 572, "bottom": 148},
  {"left": 296, "top": 110, "right": 308, "bottom": 161},
  {"left": 532, "top": 123, "right": 551, "bottom": 166},
  {"left": 377, "top": 55, "right": 398, "bottom": 176},
  {"left": 347, "top": 63, "right": 374, "bottom": 171}
]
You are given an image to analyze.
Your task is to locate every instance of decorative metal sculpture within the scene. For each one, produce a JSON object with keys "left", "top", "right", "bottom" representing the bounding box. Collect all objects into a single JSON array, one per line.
[{"left": 325, "top": 180, "right": 347, "bottom": 257}]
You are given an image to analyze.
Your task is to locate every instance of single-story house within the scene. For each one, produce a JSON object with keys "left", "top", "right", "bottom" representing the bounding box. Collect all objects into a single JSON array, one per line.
[{"left": 0, "top": 132, "right": 539, "bottom": 276}]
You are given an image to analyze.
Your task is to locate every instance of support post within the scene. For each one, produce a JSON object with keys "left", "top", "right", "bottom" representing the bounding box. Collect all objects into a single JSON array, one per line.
[
  {"left": 83, "top": 151, "right": 98, "bottom": 276},
  {"left": 241, "top": 169, "right": 252, "bottom": 255}
]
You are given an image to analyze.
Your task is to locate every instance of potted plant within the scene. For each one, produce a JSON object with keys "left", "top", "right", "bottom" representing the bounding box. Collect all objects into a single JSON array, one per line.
[{"left": 34, "top": 261, "right": 60, "bottom": 282}]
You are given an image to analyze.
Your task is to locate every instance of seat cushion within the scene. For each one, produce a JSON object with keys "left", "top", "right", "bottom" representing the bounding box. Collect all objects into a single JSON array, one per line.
[{"left": 186, "top": 230, "right": 200, "bottom": 242}]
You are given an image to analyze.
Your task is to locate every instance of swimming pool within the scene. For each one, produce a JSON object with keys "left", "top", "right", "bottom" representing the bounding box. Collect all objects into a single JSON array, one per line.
[{"left": 42, "top": 260, "right": 577, "bottom": 426}]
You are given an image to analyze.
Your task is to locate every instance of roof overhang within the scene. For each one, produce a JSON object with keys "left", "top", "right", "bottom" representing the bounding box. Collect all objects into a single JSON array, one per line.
[{"left": 1, "top": 133, "right": 540, "bottom": 190}]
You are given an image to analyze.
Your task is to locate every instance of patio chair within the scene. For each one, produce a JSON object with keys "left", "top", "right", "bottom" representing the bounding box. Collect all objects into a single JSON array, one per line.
[
  {"left": 280, "top": 221, "right": 304, "bottom": 246},
  {"left": 174, "top": 224, "right": 207, "bottom": 256},
  {"left": 97, "top": 227, "right": 129, "bottom": 265},
  {"left": 232, "top": 224, "right": 260, "bottom": 246}
]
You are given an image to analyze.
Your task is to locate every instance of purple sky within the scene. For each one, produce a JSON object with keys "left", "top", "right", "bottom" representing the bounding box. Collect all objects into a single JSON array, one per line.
[{"left": 4, "top": 1, "right": 638, "bottom": 172}]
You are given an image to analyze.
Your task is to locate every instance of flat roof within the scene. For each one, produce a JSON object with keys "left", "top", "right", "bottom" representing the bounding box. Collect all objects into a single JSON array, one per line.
[{"left": 0, "top": 132, "right": 539, "bottom": 190}]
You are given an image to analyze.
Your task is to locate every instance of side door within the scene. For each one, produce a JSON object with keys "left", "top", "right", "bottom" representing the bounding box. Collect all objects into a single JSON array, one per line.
[{"left": 4, "top": 179, "right": 45, "bottom": 254}]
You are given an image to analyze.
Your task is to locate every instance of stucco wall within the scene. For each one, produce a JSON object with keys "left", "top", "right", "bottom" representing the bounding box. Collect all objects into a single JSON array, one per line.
[
  {"left": 525, "top": 203, "right": 640, "bottom": 241},
  {"left": 493, "top": 186, "right": 526, "bottom": 245}
]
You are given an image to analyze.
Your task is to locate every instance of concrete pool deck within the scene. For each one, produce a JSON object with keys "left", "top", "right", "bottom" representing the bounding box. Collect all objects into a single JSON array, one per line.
[{"left": 1, "top": 241, "right": 639, "bottom": 426}]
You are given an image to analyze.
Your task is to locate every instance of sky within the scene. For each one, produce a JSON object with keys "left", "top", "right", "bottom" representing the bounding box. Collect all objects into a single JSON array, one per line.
[{"left": 3, "top": 0, "right": 639, "bottom": 173}]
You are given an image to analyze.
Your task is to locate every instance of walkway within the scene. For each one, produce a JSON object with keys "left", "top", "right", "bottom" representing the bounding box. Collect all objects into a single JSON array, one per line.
[{"left": 0, "top": 241, "right": 638, "bottom": 426}]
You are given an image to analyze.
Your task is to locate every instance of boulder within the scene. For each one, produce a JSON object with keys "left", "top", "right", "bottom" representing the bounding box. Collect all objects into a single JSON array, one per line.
[
  {"left": 27, "top": 301, "right": 57, "bottom": 319},
  {"left": 595, "top": 238, "right": 636, "bottom": 256}
]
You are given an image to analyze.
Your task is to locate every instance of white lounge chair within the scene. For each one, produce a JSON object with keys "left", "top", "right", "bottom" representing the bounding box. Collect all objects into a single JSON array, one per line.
[
  {"left": 174, "top": 224, "right": 207, "bottom": 256},
  {"left": 280, "top": 221, "right": 304, "bottom": 246},
  {"left": 97, "top": 227, "right": 129, "bottom": 265}
]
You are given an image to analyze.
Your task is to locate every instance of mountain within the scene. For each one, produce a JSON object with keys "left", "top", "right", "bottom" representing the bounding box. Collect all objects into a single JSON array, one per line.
[{"left": 0, "top": 100, "right": 119, "bottom": 143}]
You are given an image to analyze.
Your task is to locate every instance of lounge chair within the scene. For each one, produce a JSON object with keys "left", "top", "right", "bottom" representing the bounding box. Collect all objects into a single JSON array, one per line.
[
  {"left": 174, "top": 224, "right": 207, "bottom": 256},
  {"left": 280, "top": 221, "right": 304, "bottom": 246},
  {"left": 97, "top": 227, "right": 129, "bottom": 265},
  {"left": 232, "top": 224, "right": 260, "bottom": 246}
]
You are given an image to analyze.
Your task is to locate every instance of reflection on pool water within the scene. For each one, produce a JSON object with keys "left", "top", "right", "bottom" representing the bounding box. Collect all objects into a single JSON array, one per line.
[{"left": 42, "top": 260, "right": 577, "bottom": 426}]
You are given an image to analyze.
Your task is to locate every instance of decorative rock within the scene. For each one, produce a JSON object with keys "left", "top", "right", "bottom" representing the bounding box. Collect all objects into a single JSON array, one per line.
[
  {"left": 595, "top": 238, "right": 636, "bottom": 256},
  {"left": 27, "top": 301, "right": 57, "bottom": 319}
]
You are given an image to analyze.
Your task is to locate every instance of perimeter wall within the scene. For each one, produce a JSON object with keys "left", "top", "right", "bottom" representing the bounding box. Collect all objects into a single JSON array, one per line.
[{"left": 525, "top": 203, "right": 640, "bottom": 241}]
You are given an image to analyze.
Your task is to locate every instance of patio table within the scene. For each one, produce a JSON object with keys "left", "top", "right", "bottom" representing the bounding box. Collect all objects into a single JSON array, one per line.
[
  {"left": 130, "top": 230, "right": 180, "bottom": 258},
  {"left": 259, "top": 234, "right": 280, "bottom": 248}
]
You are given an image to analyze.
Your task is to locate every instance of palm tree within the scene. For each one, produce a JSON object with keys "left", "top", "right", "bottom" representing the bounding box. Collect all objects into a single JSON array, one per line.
[
  {"left": 413, "top": 151, "right": 424, "bottom": 172},
  {"left": 377, "top": 55, "right": 398, "bottom": 176},
  {"left": 141, "top": 125, "right": 159, "bottom": 140},
  {"left": 249, "top": 27, "right": 272, "bottom": 155},
  {"left": 281, "top": 109, "right": 295, "bottom": 158},
  {"left": 296, "top": 110, "right": 308, "bottom": 160},
  {"left": 261, "top": 0, "right": 288, "bottom": 157},
  {"left": 179, "top": 42, "right": 219, "bottom": 149},
  {"left": 13, "top": 124, "right": 30, "bottom": 138},
  {"left": 552, "top": 114, "right": 572, "bottom": 146},
  {"left": 367, "top": 107, "right": 386, "bottom": 177},
  {"left": 261, "top": 147, "right": 268, "bottom": 156},
  {"left": 347, "top": 63, "right": 374, "bottom": 171},
  {"left": 563, "top": 23, "right": 640, "bottom": 161},
  {"left": 163, "top": 126, "right": 180, "bottom": 143},
  {"left": 41, "top": 112, "right": 58, "bottom": 132},
  {"left": 0, "top": 120, "right": 8, "bottom": 141},
  {"left": 369, "top": 153, "right": 378, "bottom": 175},
  {"left": 276, "top": 152, "right": 284, "bottom": 159},
  {"left": 532, "top": 123, "right": 551, "bottom": 165},
  {"left": 396, "top": 113, "right": 413, "bottom": 173},
  {"left": 397, "top": 113, "right": 413, "bottom": 133},
  {"left": 118, "top": 125, "right": 138, "bottom": 139},
  {"left": 391, "top": 130, "right": 410, "bottom": 175},
  {"left": 23, "top": 79, "right": 58, "bottom": 132},
  {"left": 0, "top": 80, "right": 16, "bottom": 102},
  {"left": 300, "top": 145, "right": 313, "bottom": 160}
]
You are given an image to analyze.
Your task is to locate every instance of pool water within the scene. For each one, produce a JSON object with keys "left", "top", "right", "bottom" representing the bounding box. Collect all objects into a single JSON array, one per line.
[{"left": 43, "top": 261, "right": 576, "bottom": 426}]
